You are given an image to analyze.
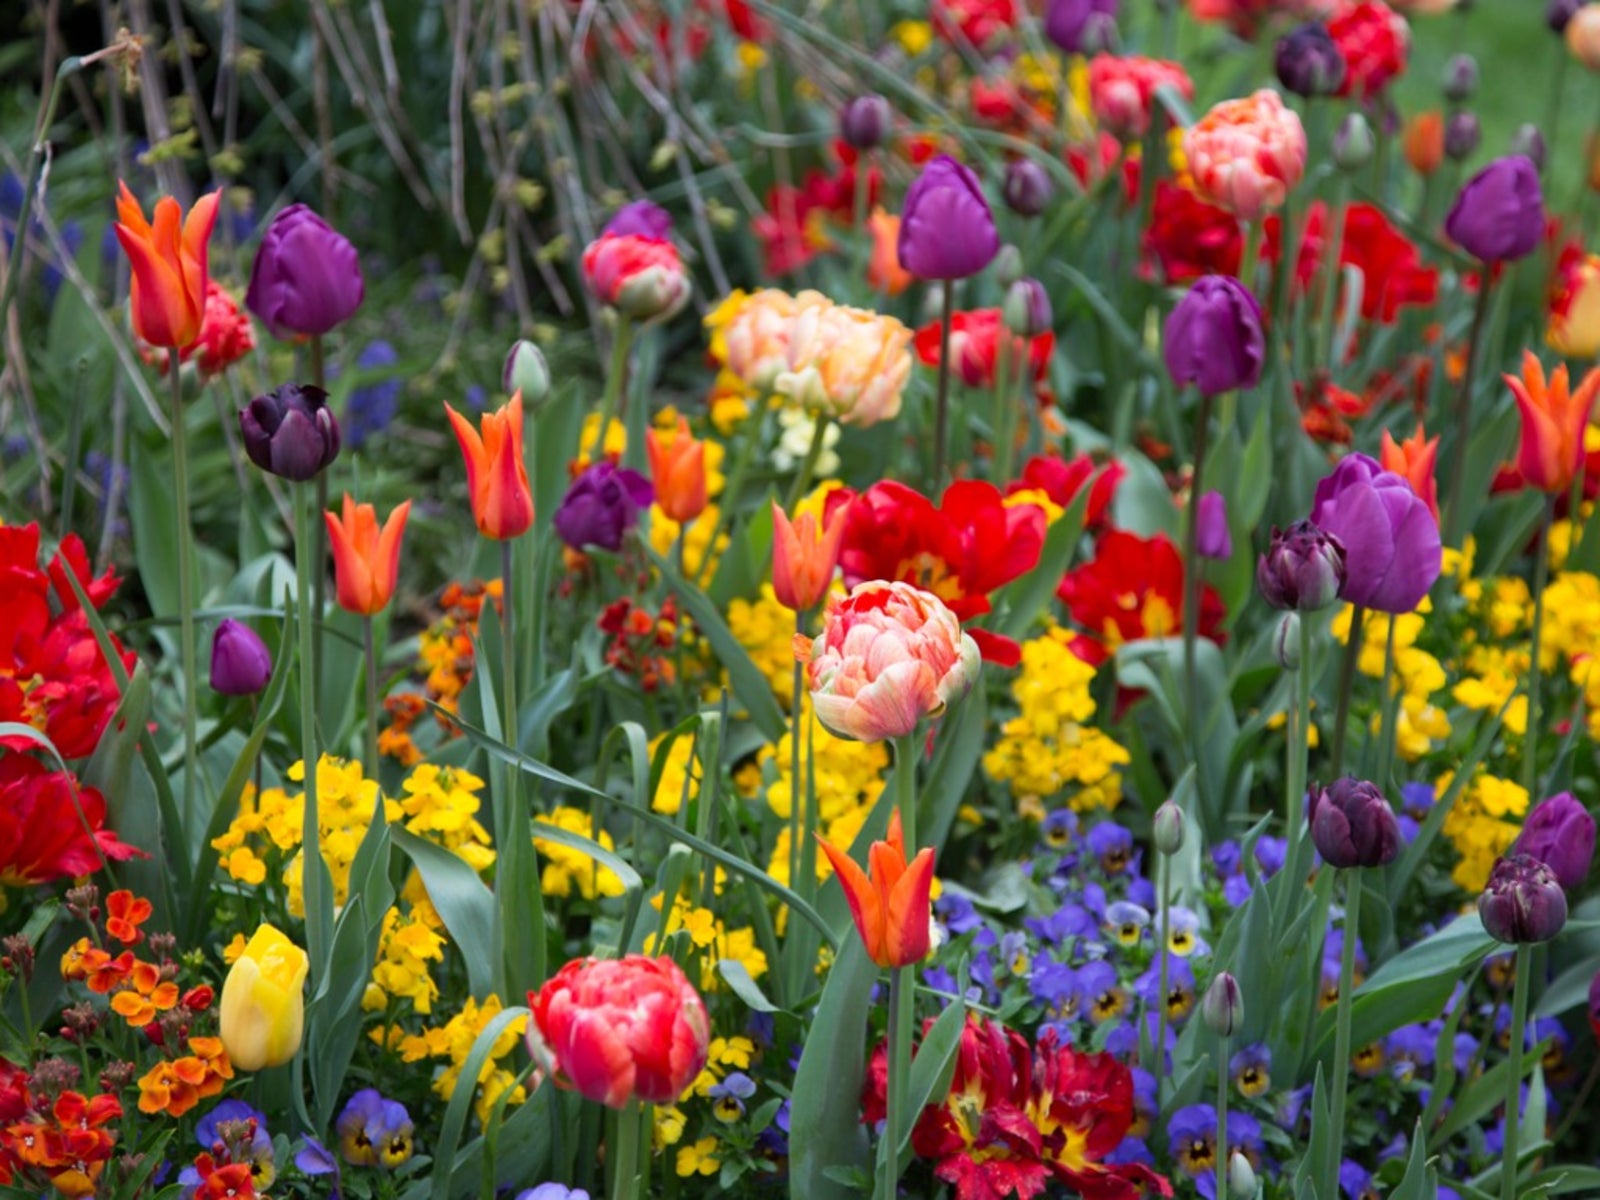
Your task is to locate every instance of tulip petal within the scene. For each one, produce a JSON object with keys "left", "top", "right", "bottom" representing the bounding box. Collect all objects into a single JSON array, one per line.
[
  {"left": 885, "top": 847, "right": 935, "bottom": 966},
  {"left": 817, "top": 835, "right": 886, "bottom": 964}
]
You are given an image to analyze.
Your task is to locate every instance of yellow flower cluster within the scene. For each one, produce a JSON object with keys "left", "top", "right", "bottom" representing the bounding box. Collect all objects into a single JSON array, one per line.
[
  {"left": 391, "top": 994, "right": 528, "bottom": 1123},
  {"left": 728, "top": 583, "right": 803, "bottom": 712},
  {"left": 651, "top": 731, "right": 700, "bottom": 815},
  {"left": 642, "top": 894, "right": 769, "bottom": 992},
  {"left": 1438, "top": 771, "right": 1530, "bottom": 891},
  {"left": 657, "top": 1035, "right": 759, "bottom": 1175},
  {"left": 535, "top": 806, "right": 627, "bottom": 900},
  {"left": 1333, "top": 607, "right": 1453, "bottom": 762},
  {"left": 982, "top": 623, "right": 1129, "bottom": 812},
  {"left": 366, "top": 906, "right": 447, "bottom": 1014}
]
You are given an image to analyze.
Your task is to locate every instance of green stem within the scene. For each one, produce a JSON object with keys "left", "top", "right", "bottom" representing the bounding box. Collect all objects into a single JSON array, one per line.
[
  {"left": 1215, "top": 1030, "right": 1230, "bottom": 1200},
  {"left": 310, "top": 336, "right": 329, "bottom": 707},
  {"left": 500, "top": 540, "right": 518, "bottom": 756},
  {"left": 1183, "top": 389, "right": 1215, "bottom": 809},
  {"left": 362, "top": 615, "right": 379, "bottom": 778},
  {"left": 695, "top": 410, "right": 762, "bottom": 588},
  {"left": 1154, "top": 851, "right": 1172, "bottom": 1097},
  {"left": 295, "top": 480, "right": 332, "bottom": 973},
  {"left": 1373, "top": 615, "right": 1399, "bottom": 790},
  {"left": 591, "top": 317, "right": 634, "bottom": 464},
  {"left": 991, "top": 331, "right": 1016, "bottom": 485},
  {"left": 170, "top": 365, "right": 199, "bottom": 834},
  {"left": 1443, "top": 276, "right": 1494, "bottom": 547},
  {"left": 931, "top": 281, "right": 956, "bottom": 489},
  {"left": 610, "top": 1098, "right": 642, "bottom": 1200},
  {"left": 1237, "top": 220, "right": 1263, "bottom": 299},
  {"left": 1284, "top": 615, "right": 1314, "bottom": 905},
  {"left": 1501, "top": 942, "right": 1534, "bottom": 1200},
  {"left": 785, "top": 412, "right": 832, "bottom": 511},
  {"left": 894, "top": 733, "right": 918, "bottom": 852},
  {"left": 881, "top": 964, "right": 914, "bottom": 1200},
  {"left": 1325, "top": 869, "right": 1363, "bottom": 1184},
  {"left": 1329, "top": 605, "right": 1366, "bottom": 780},
  {"left": 788, "top": 615, "right": 806, "bottom": 907},
  {"left": 1523, "top": 496, "right": 1555, "bottom": 801},
  {"left": 0, "top": 55, "right": 84, "bottom": 333}
]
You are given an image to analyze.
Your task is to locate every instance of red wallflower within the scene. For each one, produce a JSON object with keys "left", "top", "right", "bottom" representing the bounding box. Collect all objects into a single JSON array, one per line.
[
  {"left": 0, "top": 1080, "right": 121, "bottom": 1199},
  {"left": 1056, "top": 530, "right": 1226, "bottom": 665},
  {"left": 1329, "top": 1, "right": 1409, "bottom": 99},
  {"left": 914, "top": 309, "right": 1055, "bottom": 390},
  {"left": 1336, "top": 202, "right": 1438, "bottom": 323},
  {"left": 1007, "top": 453, "right": 1124, "bottom": 532},
  {"left": 931, "top": 0, "right": 1017, "bottom": 47},
  {"left": 0, "top": 754, "right": 145, "bottom": 887}
]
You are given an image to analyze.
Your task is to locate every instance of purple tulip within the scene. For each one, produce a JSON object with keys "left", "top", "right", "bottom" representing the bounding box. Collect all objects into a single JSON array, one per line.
[
  {"left": 552, "top": 462, "right": 653, "bottom": 553},
  {"left": 897, "top": 155, "right": 999, "bottom": 281},
  {"left": 838, "top": 95, "right": 891, "bottom": 151},
  {"left": 1516, "top": 792, "right": 1596, "bottom": 890},
  {"left": 240, "top": 383, "right": 341, "bottom": 482},
  {"left": 1309, "top": 777, "right": 1402, "bottom": 870},
  {"left": 1308, "top": 453, "right": 1441, "bottom": 615},
  {"left": 1274, "top": 22, "right": 1346, "bottom": 98},
  {"left": 1002, "top": 158, "right": 1054, "bottom": 218},
  {"left": 245, "top": 204, "right": 364, "bottom": 339},
  {"left": 1196, "top": 491, "right": 1231, "bottom": 559},
  {"left": 1044, "top": 0, "right": 1118, "bottom": 54},
  {"left": 1257, "top": 520, "right": 1347, "bottom": 611},
  {"left": 1550, "top": 0, "right": 1583, "bottom": 34},
  {"left": 1444, "top": 156, "right": 1544, "bottom": 263},
  {"left": 1479, "top": 853, "right": 1568, "bottom": 944},
  {"left": 210, "top": 619, "right": 272, "bottom": 696},
  {"left": 602, "top": 200, "right": 672, "bottom": 240},
  {"left": 1163, "top": 275, "right": 1265, "bottom": 397}
]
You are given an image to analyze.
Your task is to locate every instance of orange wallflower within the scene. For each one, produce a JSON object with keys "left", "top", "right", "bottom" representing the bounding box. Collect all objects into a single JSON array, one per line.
[
  {"left": 109, "top": 960, "right": 181, "bottom": 1026},
  {"left": 325, "top": 494, "right": 411, "bottom": 615},
  {"left": 1505, "top": 350, "right": 1600, "bottom": 494},
  {"left": 112, "top": 182, "right": 220, "bottom": 348},
  {"left": 105, "top": 890, "right": 153, "bottom": 945},
  {"left": 1380, "top": 425, "right": 1441, "bottom": 521},
  {"left": 136, "top": 1037, "right": 232, "bottom": 1116},
  {"left": 816, "top": 808, "right": 935, "bottom": 968},
  {"left": 445, "top": 393, "right": 534, "bottom": 540},
  {"left": 646, "top": 418, "right": 709, "bottom": 524}
]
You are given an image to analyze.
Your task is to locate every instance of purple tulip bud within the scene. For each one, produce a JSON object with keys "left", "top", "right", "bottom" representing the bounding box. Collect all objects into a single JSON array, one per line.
[
  {"left": 602, "top": 200, "right": 672, "bottom": 240},
  {"left": 1442, "top": 54, "right": 1479, "bottom": 103},
  {"left": 1274, "top": 22, "right": 1347, "bottom": 98},
  {"left": 1479, "top": 853, "right": 1568, "bottom": 944},
  {"left": 503, "top": 339, "right": 551, "bottom": 404},
  {"left": 1309, "top": 453, "right": 1441, "bottom": 615},
  {"left": 1163, "top": 275, "right": 1265, "bottom": 397},
  {"left": 1002, "top": 158, "right": 1054, "bottom": 218},
  {"left": 1444, "top": 155, "right": 1544, "bottom": 263},
  {"left": 245, "top": 204, "right": 364, "bottom": 339},
  {"left": 1333, "top": 113, "right": 1376, "bottom": 172},
  {"left": 1445, "top": 112, "right": 1481, "bottom": 162},
  {"left": 1044, "top": 0, "right": 1118, "bottom": 54},
  {"left": 1201, "top": 971, "right": 1242, "bottom": 1037},
  {"left": 1257, "top": 520, "right": 1347, "bottom": 611},
  {"left": 240, "top": 383, "right": 342, "bottom": 482},
  {"left": 897, "top": 155, "right": 1000, "bottom": 281},
  {"left": 1550, "top": 0, "right": 1583, "bottom": 33},
  {"left": 838, "top": 94, "right": 892, "bottom": 151},
  {"left": 552, "top": 462, "right": 653, "bottom": 553},
  {"left": 1274, "top": 612, "right": 1302, "bottom": 670},
  {"left": 1196, "top": 491, "right": 1231, "bottom": 559},
  {"left": 1308, "top": 778, "right": 1402, "bottom": 870},
  {"left": 1515, "top": 792, "right": 1596, "bottom": 890},
  {"left": 210, "top": 619, "right": 272, "bottom": 696},
  {"left": 1002, "top": 278, "right": 1052, "bottom": 338},
  {"left": 1509, "top": 125, "right": 1547, "bottom": 174}
]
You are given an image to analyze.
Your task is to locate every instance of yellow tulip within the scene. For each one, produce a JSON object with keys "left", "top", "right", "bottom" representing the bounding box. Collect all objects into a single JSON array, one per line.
[{"left": 219, "top": 923, "right": 308, "bottom": 1071}]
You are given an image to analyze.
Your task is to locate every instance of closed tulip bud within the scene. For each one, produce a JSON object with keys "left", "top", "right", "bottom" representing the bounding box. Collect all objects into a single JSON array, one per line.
[
  {"left": 1403, "top": 112, "right": 1444, "bottom": 177},
  {"left": 1515, "top": 791, "right": 1596, "bottom": 890},
  {"left": 1080, "top": 11, "right": 1120, "bottom": 54},
  {"left": 1044, "top": 0, "right": 1118, "bottom": 54},
  {"left": 1332, "top": 113, "right": 1375, "bottom": 172},
  {"left": 1446, "top": 155, "right": 1545, "bottom": 261},
  {"left": 503, "top": 339, "right": 550, "bottom": 405},
  {"left": 1229, "top": 1150, "right": 1258, "bottom": 1198},
  {"left": 1274, "top": 612, "right": 1302, "bottom": 670},
  {"left": 219, "top": 924, "right": 308, "bottom": 1071},
  {"left": 601, "top": 199, "right": 672, "bottom": 240},
  {"left": 1551, "top": 0, "right": 1584, "bottom": 32},
  {"left": 240, "top": 383, "right": 342, "bottom": 481},
  {"left": 1510, "top": 125, "right": 1548, "bottom": 173},
  {"left": 839, "top": 94, "right": 891, "bottom": 150},
  {"left": 1257, "top": 520, "right": 1347, "bottom": 612},
  {"left": 1445, "top": 112, "right": 1481, "bottom": 161},
  {"left": 1152, "top": 801, "right": 1185, "bottom": 856},
  {"left": 993, "top": 244, "right": 1024, "bottom": 289},
  {"left": 1163, "top": 275, "right": 1265, "bottom": 397},
  {"left": 210, "top": 619, "right": 272, "bottom": 696},
  {"left": 1201, "top": 971, "right": 1242, "bottom": 1037},
  {"left": 1442, "top": 53, "right": 1478, "bottom": 102},
  {"left": 1003, "top": 278, "right": 1052, "bottom": 338},
  {"left": 1479, "top": 853, "right": 1568, "bottom": 944},
  {"left": 1309, "top": 777, "right": 1402, "bottom": 869},
  {"left": 1274, "top": 22, "right": 1347, "bottom": 98},
  {"left": 1002, "top": 158, "right": 1054, "bottom": 218}
]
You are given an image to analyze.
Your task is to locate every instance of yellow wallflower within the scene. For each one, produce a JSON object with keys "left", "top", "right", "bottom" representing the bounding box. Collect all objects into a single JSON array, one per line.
[
  {"left": 676, "top": 1136, "right": 720, "bottom": 1178},
  {"left": 535, "top": 805, "right": 626, "bottom": 900}
]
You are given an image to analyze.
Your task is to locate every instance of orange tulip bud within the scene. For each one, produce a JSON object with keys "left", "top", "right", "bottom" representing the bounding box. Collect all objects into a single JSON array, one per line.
[
  {"left": 817, "top": 809, "right": 935, "bottom": 969},
  {"left": 445, "top": 392, "right": 534, "bottom": 540},
  {"left": 771, "top": 499, "right": 849, "bottom": 613},
  {"left": 1379, "top": 425, "right": 1440, "bottom": 522},
  {"left": 325, "top": 494, "right": 411, "bottom": 616},
  {"left": 113, "top": 182, "right": 220, "bottom": 349},
  {"left": 646, "top": 418, "right": 708, "bottom": 525},
  {"left": 1505, "top": 349, "right": 1600, "bottom": 494},
  {"left": 1402, "top": 111, "right": 1444, "bottom": 177}
]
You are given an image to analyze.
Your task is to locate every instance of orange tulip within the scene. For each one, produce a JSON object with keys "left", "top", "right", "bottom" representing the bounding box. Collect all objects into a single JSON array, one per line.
[
  {"left": 1505, "top": 350, "right": 1600, "bottom": 494},
  {"left": 865, "top": 208, "right": 913, "bottom": 297},
  {"left": 113, "top": 182, "right": 220, "bottom": 349},
  {"left": 445, "top": 392, "right": 534, "bottom": 539},
  {"left": 1379, "top": 425, "right": 1440, "bottom": 522},
  {"left": 646, "top": 418, "right": 708, "bottom": 525},
  {"left": 1402, "top": 111, "right": 1444, "bottom": 177},
  {"left": 325, "top": 494, "right": 411, "bottom": 615},
  {"left": 817, "top": 809, "right": 934, "bottom": 969},
  {"left": 771, "top": 499, "right": 849, "bottom": 613}
]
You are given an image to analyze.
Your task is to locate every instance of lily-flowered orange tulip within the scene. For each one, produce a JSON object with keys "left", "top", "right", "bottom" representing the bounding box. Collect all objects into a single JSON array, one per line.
[
  {"left": 817, "top": 808, "right": 934, "bottom": 968},
  {"left": 771, "top": 499, "right": 849, "bottom": 613},
  {"left": 113, "top": 182, "right": 220, "bottom": 348},
  {"left": 325, "top": 494, "right": 411, "bottom": 616},
  {"left": 1379, "top": 425, "right": 1441, "bottom": 522},
  {"left": 445, "top": 392, "right": 534, "bottom": 539},
  {"left": 1505, "top": 350, "right": 1600, "bottom": 494},
  {"left": 646, "top": 418, "right": 708, "bottom": 525},
  {"left": 865, "top": 208, "right": 913, "bottom": 297}
]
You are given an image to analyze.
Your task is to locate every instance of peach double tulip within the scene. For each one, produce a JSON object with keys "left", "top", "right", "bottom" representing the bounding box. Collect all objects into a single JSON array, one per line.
[
  {"left": 1505, "top": 351, "right": 1600, "bottom": 494},
  {"left": 818, "top": 808, "right": 935, "bottom": 969},
  {"left": 325, "top": 494, "right": 411, "bottom": 616},
  {"left": 775, "top": 301, "right": 913, "bottom": 428},
  {"left": 445, "top": 392, "right": 534, "bottom": 539},
  {"left": 1183, "top": 89, "right": 1307, "bottom": 222},
  {"left": 113, "top": 181, "right": 221, "bottom": 348}
]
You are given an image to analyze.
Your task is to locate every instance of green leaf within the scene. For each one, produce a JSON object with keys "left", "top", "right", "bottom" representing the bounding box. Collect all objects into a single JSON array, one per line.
[
  {"left": 717, "top": 958, "right": 781, "bottom": 1014},
  {"left": 1431, "top": 1039, "right": 1549, "bottom": 1148},
  {"left": 429, "top": 1005, "right": 531, "bottom": 1200},
  {"left": 788, "top": 937, "right": 875, "bottom": 1200},
  {"left": 392, "top": 827, "right": 498, "bottom": 1000},
  {"left": 1387, "top": 1121, "right": 1437, "bottom": 1200},
  {"left": 1535, "top": 952, "right": 1600, "bottom": 1018}
]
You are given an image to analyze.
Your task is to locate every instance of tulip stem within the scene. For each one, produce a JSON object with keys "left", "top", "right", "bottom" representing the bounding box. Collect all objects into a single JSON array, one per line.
[
  {"left": 592, "top": 316, "right": 633, "bottom": 466},
  {"left": 1324, "top": 868, "right": 1362, "bottom": 1186},
  {"left": 1373, "top": 615, "right": 1399, "bottom": 791},
  {"left": 362, "top": 615, "right": 379, "bottom": 778},
  {"left": 786, "top": 412, "right": 831, "bottom": 512},
  {"left": 170, "top": 363, "right": 199, "bottom": 835},
  {"left": 1329, "top": 605, "right": 1366, "bottom": 780},
  {"left": 1215, "top": 1028, "right": 1230, "bottom": 1200},
  {"left": 1523, "top": 495, "right": 1556, "bottom": 801},
  {"left": 991, "top": 329, "right": 1017, "bottom": 485},
  {"left": 1284, "top": 615, "right": 1314, "bottom": 913},
  {"left": 295, "top": 480, "right": 332, "bottom": 975},
  {"left": 893, "top": 733, "right": 918, "bottom": 852},
  {"left": 881, "top": 964, "right": 913, "bottom": 1200},
  {"left": 788, "top": 614, "right": 806, "bottom": 911},
  {"left": 1154, "top": 851, "right": 1172, "bottom": 1099},
  {"left": 1183, "top": 389, "right": 1215, "bottom": 812},
  {"left": 931, "top": 281, "right": 956, "bottom": 489},
  {"left": 310, "top": 336, "right": 329, "bottom": 708},
  {"left": 1444, "top": 275, "right": 1494, "bottom": 547},
  {"left": 1501, "top": 942, "right": 1534, "bottom": 1200},
  {"left": 610, "top": 1098, "right": 642, "bottom": 1200},
  {"left": 1316, "top": 175, "right": 1351, "bottom": 374}
]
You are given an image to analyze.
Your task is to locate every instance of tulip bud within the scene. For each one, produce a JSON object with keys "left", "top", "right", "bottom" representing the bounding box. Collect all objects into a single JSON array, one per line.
[
  {"left": 1308, "top": 777, "right": 1402, "bottom": 869},
  {"left": 1256, "top": 520, "right": 1347, "bottom": 612},
  {"left": 1195, "top": 490, "right": 1231, "bottom": 559},
  {"left": 1332, "top": 113, "right": 1375, "bottom": 172},
  {"left": 1080, "top": 11, "right": 1120, "bottom": 54},
  {"left": 993, "top": 244, "right": 1024, "bottom": 289},
  {"left": 1551, "top": 0, "right": 1584, "bottom": 32},
  {"left": 1003, "top": 278, "right": 1052, "bottom": 338},
  {"left": 210, "top": 619, "right": 272, "bottom": 696},
  {"left": 1510, "top": 125, "right": 1548, "bottom": 174},
  {"left": 1274, "top": 22, "right": 1347, "bottom": 98},
  {"left": 1201, "top": 971, "right": 1242, "bottom": 1037},
  {"left": 1152, "top": 801, "right": 1185, "bottom": 856},
  {"left": 1274, "top": 612, "right": 1302, "bottom": 671},
  {"left": 1515, "top": 791, "right": 1596, "bottom": 890},
  {"left": 1442, "top": 54, "right": 1479, "bottom": 103},
  {"left": 220, "top": 924, "right": 308, "bottom": 1071},
  {"left": 1445, "top": 112, "right": 1481, "bottom": 162},
  {"left": 503, "top": 339, "right": 550, "bottom": 405},
  {"left": 1228, "top": 1150, "right": 1258, "bottom": 1198},
  {"left": 1479, "top": 853, "right": 1569, "bottom": 944},
  {"left": 240, "top": 383, "right": 342, "bottom": 482},
  {"left": 1403, "top": 112, "right": 1444, "bottom": 177},
  {"left": 1002, "top": 158, "right": 1054, "bottom": 218},
  {"left": 839, "top": 94, "right": 891, "bottom": 150}
]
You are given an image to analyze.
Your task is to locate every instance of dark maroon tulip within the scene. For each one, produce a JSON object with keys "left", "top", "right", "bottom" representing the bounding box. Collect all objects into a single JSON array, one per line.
[
  {"left": 1163, "top": 275, "right": 1265, "bottom": 397},
  {"left": 1516, "top": 792, "right": 1596, "bottom": 890},
  {"left": 1257, "top": 520, "right": 1347, "bottom": 611},
  {"left": 897, "top": 155, "right": 999, "bottom": 281},
  {"left": 602, "top": 200, "right": 672, "bottom": 240},
  {"left": 210, "top": 619, "right": 272, "bottom": 696},
  {"left": 1309, "top": 778, "right": 1401, "bottom": 869},
  {"left": 1309, "top": 453, "right": 1440, "bottom": 614},
  {"left": 1044, "top": 0, "right": 1118, "bottom": 54},
  {"left": 552, "top": 462, "right": 653, "bottom": 553},
  {"left": 1444, "top": 155, "right": 1544, "bottom": 263},
  {"left": 838, "top": 94, "right": 891, "bottom": 151},
  {"left": 1002, "top": 158, "right": 1054, "bottom": 218},
  {"left": 1445, "top": 113, "right": 1481, "bottom": 162},
  {"left": 1479, "top": 853, "right": 1568, "bottom": 944},
  {"left": 240, "top": 383, "right": 341, "bottom": 482},
  {"left": 245, "top": 204, "right": 364, "bottom": 339},
  {"left": 1274, "top": 22, "right": 1346, "bottom": 98}
]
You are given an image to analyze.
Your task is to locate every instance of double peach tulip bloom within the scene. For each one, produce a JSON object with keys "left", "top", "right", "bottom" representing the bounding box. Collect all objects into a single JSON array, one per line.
[
  {"left": 1183, "top": 89, "right": 1307, "bottom": 223},
  {"left": 775, "top": 301, "right": 913, "bottom": 429}
]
